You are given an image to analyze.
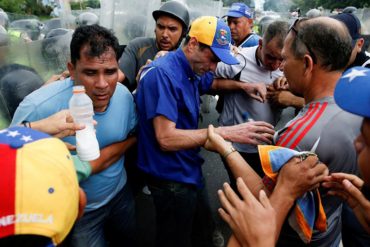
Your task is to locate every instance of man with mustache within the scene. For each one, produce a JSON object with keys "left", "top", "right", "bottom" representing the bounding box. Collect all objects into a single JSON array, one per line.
[
  {"left": 119, "top": 0, "right": 189, "bottom": 92},
  {"left": 11, "top": 24, "right": 138, "bottom": 246}
]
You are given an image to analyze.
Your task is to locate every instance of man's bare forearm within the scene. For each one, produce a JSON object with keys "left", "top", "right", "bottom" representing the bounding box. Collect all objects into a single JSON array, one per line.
[{"left": 90, "top": 136, "right": 137, "bottom": 174}]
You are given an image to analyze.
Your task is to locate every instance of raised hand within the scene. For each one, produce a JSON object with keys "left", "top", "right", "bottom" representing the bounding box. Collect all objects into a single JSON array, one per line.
[{"left": 218, "top": 178, "right": 276, "bottom": 247}]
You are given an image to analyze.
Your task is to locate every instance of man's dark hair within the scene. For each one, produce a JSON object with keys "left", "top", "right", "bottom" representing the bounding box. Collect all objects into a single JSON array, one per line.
[
  {"left": 0, "top": 234, "right": 51, "bottom": 247},
  {"left": 263, "top": 20, "right": 289, "bottom": 49},
  {"left": 70, "top": 24, "right": 120, "bottom": 65},
  {"left": 291, "top": 18, "right": 352, "bottom": 71}
]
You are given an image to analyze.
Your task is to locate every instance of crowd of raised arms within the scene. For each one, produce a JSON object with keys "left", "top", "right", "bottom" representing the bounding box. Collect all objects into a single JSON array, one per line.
[{"left": 0, "top": 1, "right": 370, "bottom": 247}]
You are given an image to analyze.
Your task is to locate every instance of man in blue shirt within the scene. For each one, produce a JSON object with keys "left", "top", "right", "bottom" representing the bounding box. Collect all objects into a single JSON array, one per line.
[
  {"left": 135, "top": 16, "right": 275, "bottom": 247},
  {"left": 216, "top": 3, "right": 261, "bottom": 113},
  {"left": 12, "top": 25, "right": 137, "bottom": 247},
  {"left": 224, "top": 2, "right": 260, "bottom": 48}
]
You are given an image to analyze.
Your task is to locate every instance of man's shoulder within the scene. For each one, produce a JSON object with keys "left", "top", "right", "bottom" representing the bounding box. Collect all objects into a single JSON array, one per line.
[
  {"left": 239, "top": 45, "right": 258, "bottom": 57},
  {"left": 148, "top": 51, "right": 179, "bottom": 72},
  {"left": 126, "top": 37, "right": 156, "bottom": 51},
  {"left": 114, "top": 83, "right": 132, "bottom": 97},
  {"left": 240, "top": 33, "right": 260, "bottom": 48},
  {"left": 11, "top": 79, "right": 73, "bottom": 125},
  {"left": 22, "top": 79, "right": 73, "bottom": 106}
]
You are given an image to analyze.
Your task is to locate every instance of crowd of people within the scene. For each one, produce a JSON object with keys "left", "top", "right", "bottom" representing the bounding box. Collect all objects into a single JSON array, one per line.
[{"left": 1, "top": 1, "right": 370, "bottom": 247}]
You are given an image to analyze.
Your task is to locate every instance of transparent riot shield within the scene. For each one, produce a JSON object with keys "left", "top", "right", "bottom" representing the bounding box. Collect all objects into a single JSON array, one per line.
[
  {"left": 0, "top": 90, "right": 10, "bottom": 128},
  {"left": 100, "top": 0, "right": 161, "bottom": 45},
  {"left": 3, "top": 30, "right": 72, "bottom": 79},
  {"left": 356, "top": 8, "right": 370, "bottom": 53}
]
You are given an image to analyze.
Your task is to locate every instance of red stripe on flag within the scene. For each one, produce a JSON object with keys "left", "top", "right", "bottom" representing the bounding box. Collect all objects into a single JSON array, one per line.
[
  {"left": 0, "top": 144, "right": 17, "bottom": 238},
  {"left": 277, "top": 103, "right": 319, "bottom": 147},
  {"left": 289, "top": 102, "right": 328, "bottom": 149}
]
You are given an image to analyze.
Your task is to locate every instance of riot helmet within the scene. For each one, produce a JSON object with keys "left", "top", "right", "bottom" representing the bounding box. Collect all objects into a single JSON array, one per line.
[
  {"left": 152, "top": 1, "right": 190, "bottom": 33},
  {"left": 75, "top": 12, "right": 99, "bottom": 26},
  {"left": 41, "top": 28, "right": 73, "bottom": 72},
  {"left": 0, "top": 25, "right": 8, "bottom": 46},
  {"left": 0, "top": 65, "right": 43, "bottom": 118},
  {"left": 343, "top": 6, "right": 357, "bottom": 14},
  {"left": 0, "top": 11, "right": 9, "bottom": 30},
  {"left": 306, "top": 9, "right": 321, "bottom": 19}
]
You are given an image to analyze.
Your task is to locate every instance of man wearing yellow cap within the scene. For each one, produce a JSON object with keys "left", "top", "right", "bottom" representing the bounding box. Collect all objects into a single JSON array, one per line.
[
  {"left": 135, "top": 16, "right": 275, "bottom": 247},
  {"left": 0, "top": 126, "right": 85, "bottom": 247}
]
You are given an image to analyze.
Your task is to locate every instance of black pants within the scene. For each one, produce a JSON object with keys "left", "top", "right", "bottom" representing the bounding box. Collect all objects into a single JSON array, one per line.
[{"left": 147, "top": 176, "right": 215, "bottom": 247}]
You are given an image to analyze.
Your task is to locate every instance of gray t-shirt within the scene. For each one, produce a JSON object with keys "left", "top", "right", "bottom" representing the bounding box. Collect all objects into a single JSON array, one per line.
[
  {"left": 119, "top": 37, "right": 158, "bottom": 91},
  {"left": 215, "top": 46, "right": 283, "bottom": 153},
  {"left": 275, "top": 96, "right": 362, "bottom": 247}
]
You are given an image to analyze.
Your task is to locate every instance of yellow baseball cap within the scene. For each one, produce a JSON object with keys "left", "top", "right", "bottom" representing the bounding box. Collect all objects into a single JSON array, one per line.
[
  {"left": 189, "top": 16, "right": 239, "bottom": 65},
  {"left": 0, "top": 126, "right": 79, "bottom": 245}
]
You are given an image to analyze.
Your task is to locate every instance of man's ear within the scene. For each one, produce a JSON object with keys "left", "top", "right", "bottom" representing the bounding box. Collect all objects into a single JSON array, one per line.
[
  {"left": 303, "top": 54, "right": 313, "bottom": 74},
  {"left": 356, "top": 38, "right": 365, "bottom": 52},
  {"left": 187, "top": 37, "right": 198, "bottom": 50},
  {"left": 67, "top": 62, "right": 75, "bottom": 80},
  {"left": 258, "top": 38, "right": 263, "bottom": 48}
]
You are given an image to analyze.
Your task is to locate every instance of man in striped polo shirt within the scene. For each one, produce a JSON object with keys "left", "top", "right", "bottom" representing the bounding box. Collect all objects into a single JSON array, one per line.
[{"left": 275, "top": 17, "right": 362, "bottom": 246}]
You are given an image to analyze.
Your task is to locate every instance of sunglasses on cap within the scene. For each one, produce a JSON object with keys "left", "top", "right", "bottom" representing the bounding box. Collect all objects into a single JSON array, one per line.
[{"left": 289, "top": 18, "right": 317, "bottom": 64}]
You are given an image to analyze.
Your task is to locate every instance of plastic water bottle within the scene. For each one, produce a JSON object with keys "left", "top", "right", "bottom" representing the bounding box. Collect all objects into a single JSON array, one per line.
[{"left": 69, "top": 85, "right": 100, "bottom": 161}]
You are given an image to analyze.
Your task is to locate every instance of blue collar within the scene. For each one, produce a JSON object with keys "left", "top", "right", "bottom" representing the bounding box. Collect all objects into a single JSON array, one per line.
[{"left": 174, "top": 48, "right": 199, "bottom": 81}]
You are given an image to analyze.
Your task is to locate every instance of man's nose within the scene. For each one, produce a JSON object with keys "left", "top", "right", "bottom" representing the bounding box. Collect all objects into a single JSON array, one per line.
[
  {"left": 271, "top": 60, "right": 282, "bottom": 71},
  {"left": 96, "top": 75, "right": 108, "bottom": 88},
  {"left": 162, "top": 28, "right": 169, "bottom": 38}
]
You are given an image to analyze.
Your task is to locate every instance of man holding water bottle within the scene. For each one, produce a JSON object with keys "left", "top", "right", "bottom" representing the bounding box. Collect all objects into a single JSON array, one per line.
[{"left": 11, "top": 25, "right": 138, "bottom": 246}]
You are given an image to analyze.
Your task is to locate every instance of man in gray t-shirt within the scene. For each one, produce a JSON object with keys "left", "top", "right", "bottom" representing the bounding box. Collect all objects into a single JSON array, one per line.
[
  {"left": 274, "top": 17, "right": 361, "bottom": 246},
  {"left": 119, "top": 1, "right": 189, "bottom": 92}
]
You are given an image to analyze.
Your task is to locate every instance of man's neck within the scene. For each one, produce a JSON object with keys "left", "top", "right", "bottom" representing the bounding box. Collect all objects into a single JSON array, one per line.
[
  {"left": 304, "top": 70, "right": 342, "bottom": 103},
  {"left": 236, "top": 33, "right": 253, "bottom": 47}
]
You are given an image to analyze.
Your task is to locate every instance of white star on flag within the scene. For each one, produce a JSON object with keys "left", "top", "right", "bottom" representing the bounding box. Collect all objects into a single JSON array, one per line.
[
  {"left": 21, "top": 135, "right": 33, "bottom": 142},
  {"left": 7, "top": 130, "right": 20, "bottom": 137},
  {"left": 342, "top": 68, "right": 368, "bottom": 82}
]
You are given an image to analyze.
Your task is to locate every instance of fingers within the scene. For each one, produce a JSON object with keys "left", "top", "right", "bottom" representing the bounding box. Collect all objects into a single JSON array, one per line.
[
  {"left": 248, "top": 121, "right": 275, "bottom": 132},
  {"left": 273, "top": 76, "right": 288, "bottom": 90},
  {"left": 256, "top": 85, "right": 267, "bottom": 103},
  {"left": 236, "top": 177, "right": 257, "bottom": 203},
  {"left": 217, "top": 207, "right": 233, "bottom": 227},
  {"left": 218, "top": 187, "right": 234, "bottom": 216},
  {"left": 259, "top": 190, "right": 273, "bottom": 209},
  {"left": 250, "top": 94, "right": 264, "bottom": 103},
  {"left": 322, "top": 180, "right": 344, "bottom": 191},
  {"left": 223, "top": 182, "right": 241, "bottom": 208},
  {"left": 208, "top": 124, "right": 215, "bottom": 137},
  {"left": 64, "top": 142, "right": 76, "bottom": 151},
  {"left": 331, "top": 173, "right": 364, "bottom": 188},
  {"left": 342, "top": 179, "right": 369, "bottom": 206},
  {"left": 252, "top": 132, "right": 274, "bottom": 145}
]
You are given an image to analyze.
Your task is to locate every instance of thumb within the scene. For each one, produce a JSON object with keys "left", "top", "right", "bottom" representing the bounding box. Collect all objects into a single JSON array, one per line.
[
  {"left": 343, "top": 179, "right": 369, "bottom": 207},
  {"left": 249, "top": 94, "right": 264, "bottom": 103}
]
